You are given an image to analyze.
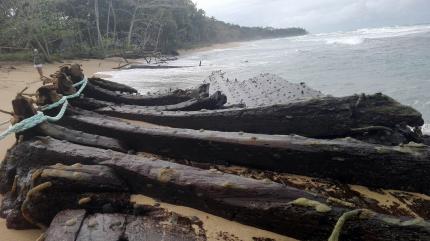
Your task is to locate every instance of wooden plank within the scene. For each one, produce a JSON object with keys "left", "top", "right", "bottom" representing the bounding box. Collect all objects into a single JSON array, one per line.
[
  {"left": 45, "top": 210, "right": 86, "bottom": 241},
  {"left": 61, "top": 114, "right": 430, "bottom": 195}
]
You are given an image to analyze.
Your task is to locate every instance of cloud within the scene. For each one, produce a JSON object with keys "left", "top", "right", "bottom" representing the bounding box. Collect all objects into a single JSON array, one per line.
[{"left": 193, "top": 0, "right": 430, "bottom": 32}]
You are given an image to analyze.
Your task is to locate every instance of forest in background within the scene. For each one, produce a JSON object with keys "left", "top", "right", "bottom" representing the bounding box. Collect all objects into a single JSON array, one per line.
[{"left": 0, "top": 0, "right": 307, "bottom": 61}]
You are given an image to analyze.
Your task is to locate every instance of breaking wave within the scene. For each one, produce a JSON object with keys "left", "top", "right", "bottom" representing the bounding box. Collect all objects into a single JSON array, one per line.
[
  {"left": 295, "top": 24, "right": 430, "bottom": 46},
  {"left": 325, "top": 37, "right": 365, "bottom": 45}
]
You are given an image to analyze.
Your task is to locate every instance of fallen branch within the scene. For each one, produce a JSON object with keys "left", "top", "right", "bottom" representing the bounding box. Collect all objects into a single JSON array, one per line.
[{"left": 0, "top": 109, "right": 14, "bottom": 116}]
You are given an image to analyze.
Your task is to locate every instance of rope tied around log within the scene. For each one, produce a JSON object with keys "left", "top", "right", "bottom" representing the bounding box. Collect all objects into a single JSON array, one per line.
[{"left": 0, "top": 77, "right": 88, "bottom": 141}]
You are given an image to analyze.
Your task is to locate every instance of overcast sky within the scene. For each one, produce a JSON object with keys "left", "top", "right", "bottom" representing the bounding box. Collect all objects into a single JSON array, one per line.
[{"left": 193, "top": 0, "right": 430, "bottom": 33}]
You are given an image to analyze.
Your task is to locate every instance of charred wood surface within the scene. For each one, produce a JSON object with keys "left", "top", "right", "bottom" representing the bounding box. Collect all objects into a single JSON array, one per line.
[
  {"left": 45, "top": 210, "right": 86, "bottom": 241},
  {"left": 2, "top": 138, "right": 430, "bottom": 240},
  {"left": 91, "top": 91, "right": 227, "bottom": 113},
  {"left": 46, "top": 209, "right": 206, "bottom": 241},
  {"left": 60, "top": 114, "right": 430, "bottom": 195},
  {"left": 88, "top": 77, "right": 138, "bottom": 94},
  {"left": 35, "top": 122, "right": 128, "bottom": 152},
  {"left": 1, "top": 162, "right": 206, "bottom": 240},
  {"left": 71, "top": 91, "right": 226, "bottom": 112},
  {"left": 82, "top": 82, "right": 209, "bottom": 106},
  {"left": 0, "top": 163, "right": 131, "bottom": 228},
  {"left": 98, "top": 93, "right": 423, "bottom": 138},
  {"left": 70, "top": 97, "right": 114, "bottom": 111}
]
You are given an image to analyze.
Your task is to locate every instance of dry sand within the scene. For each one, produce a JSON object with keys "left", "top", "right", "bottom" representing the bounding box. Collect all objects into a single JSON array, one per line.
[{"left": 0, "top": 57, "right": 296, "bottom": 241}]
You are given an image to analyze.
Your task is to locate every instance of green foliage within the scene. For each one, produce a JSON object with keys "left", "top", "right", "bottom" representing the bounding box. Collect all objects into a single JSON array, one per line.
[
  {"left": 0, "top": 0, "right": 307, "bottom": 61},
  {"left": 0, "top": 51, "right": 32, "bottom": 62}
]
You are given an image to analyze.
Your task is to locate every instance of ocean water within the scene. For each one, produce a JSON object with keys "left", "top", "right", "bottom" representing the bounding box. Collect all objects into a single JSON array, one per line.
[{"left": 102, "top": 24, "right": 430, "bottom": 125}]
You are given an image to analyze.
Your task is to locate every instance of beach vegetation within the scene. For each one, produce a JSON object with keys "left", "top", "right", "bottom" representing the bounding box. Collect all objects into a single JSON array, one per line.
[{"left": 0, "top": 0, "right": 307, "bottom": 61}]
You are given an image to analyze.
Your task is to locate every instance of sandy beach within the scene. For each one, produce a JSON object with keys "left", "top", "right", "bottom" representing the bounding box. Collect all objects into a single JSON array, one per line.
[{"left": 0, "top": 57, "right": 296, "bottom": 241}]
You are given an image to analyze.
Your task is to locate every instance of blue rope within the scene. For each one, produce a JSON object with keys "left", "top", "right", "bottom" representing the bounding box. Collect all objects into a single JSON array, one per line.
[
  {"left": 41, "top": 77, "right": 88, "bottom": 111},
  {"left": 0, "top": 77, "right": 88, "bottom": 141}
]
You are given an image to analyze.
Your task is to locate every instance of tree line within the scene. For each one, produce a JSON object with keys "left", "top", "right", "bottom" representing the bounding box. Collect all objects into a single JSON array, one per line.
[{"left": 0, "top": 0, "right": 307, "bottom": 61}]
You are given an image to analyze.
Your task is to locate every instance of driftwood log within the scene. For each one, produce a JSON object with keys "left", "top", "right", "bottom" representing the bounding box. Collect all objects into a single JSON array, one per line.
[
  {"left": 71, "top": 91, "right": 227, "bottom": 112},
  {"left": 94, "top": 93, "right": 424, "bottom": 141},
  {"left": 1, "top": 137, "right": 430, "bottom": 241},
  {"left": 55, "top": 65, "right": 137, "bottom": 94},
  {"left": 34, "top": 123, "right": 128, "bottom": 152},
  {"left": 82, "top": 82, "right": 209, "bottom": 106},
  {"left": 0, "top": 164, "right": 130, "bottom": 229},
  {"left": 57, "top": 112, "right": 430, "bottom": 195},
  {"left": 1, "top": 163, "right": 206, "bottom": 241},
  {"left": 10, "top": 94, "right": 128, "bottom": 152},
  {"left": 57, "top": 65, "right": 210, "bottom": 106},
  {"left": 88, "top": 77, "right": 138, "bottom": 94}
]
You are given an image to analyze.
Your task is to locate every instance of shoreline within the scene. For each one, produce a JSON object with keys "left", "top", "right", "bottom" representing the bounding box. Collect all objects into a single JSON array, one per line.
[{"left": 178, "top": 41, "right": 243, "bottom": 56}]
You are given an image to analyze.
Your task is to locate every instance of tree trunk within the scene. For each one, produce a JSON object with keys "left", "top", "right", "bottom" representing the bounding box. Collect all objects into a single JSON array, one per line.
[
  {"left": 127, "top": 7, "right": 138, "bottom": 46},
  {"left": 111, "top": 4, "right": 117, "bottom": 45},
  {"left": 106, "top": 0, "right": 112, "bottom": 38},
  {"left": 154, "top": 24, "right": 163, "bottom": 50},
  {"left": 94, "top": 0, "right": 103, "bottom": 48},
  {"left": 2, "top": 138, "right": 430, "bottom": 241}
]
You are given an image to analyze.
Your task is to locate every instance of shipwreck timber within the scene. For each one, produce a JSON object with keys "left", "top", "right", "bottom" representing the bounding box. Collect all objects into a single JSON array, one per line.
[
  {"left": 1, "top": 138, "right": 430, "bottom": 241},
  {"left": 1, "top": 65, "right": 430, "bottom": 241},
  {"left": 88, "top": 77, "right": 138, "bottom": 94},
  {"left": 54, "top": 112, "right": 430, "bottom": 195},
  {"left": 95, "top": 93, "right": 424, "bottom": 141},
  {"left": 70, "top": 90, "right": 227, "bottom": 112}
]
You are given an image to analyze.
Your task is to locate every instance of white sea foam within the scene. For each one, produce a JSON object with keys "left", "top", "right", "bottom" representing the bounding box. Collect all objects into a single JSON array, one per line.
[
  {"left": 325, "top": 37, "right": 365, "bottom": 45},
  {"left": 295, "top": 24, "right": 430, "bottom": 46}
]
